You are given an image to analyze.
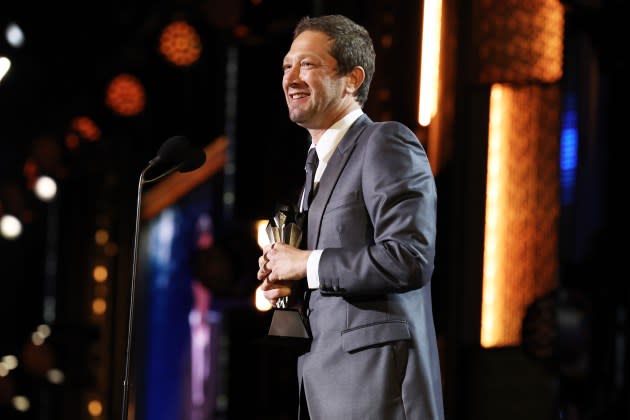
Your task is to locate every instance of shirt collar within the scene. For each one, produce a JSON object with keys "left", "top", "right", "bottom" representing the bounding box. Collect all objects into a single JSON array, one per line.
[{"left": 312, "top": 109, "right": 363, "bottom": 165}]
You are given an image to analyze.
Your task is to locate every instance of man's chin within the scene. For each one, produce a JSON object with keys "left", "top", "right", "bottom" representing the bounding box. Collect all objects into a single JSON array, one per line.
[{"left": 289, "top": 112, "right": 308, "bottom": 125}]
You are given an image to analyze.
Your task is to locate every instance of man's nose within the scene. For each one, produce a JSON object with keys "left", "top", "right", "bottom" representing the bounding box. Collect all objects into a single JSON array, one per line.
[{"left": 284, "top": 65, "right": 300, "bottom": 84}]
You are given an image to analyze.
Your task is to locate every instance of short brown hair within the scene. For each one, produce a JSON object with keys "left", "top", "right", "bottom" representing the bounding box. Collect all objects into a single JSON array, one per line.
[{"left": 294, "top": 15, "right": 375, "bottom": 106}]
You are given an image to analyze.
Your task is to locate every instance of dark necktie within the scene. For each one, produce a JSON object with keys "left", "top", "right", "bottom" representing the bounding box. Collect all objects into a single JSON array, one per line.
[{"left": 301, "top": 147, "right": 319, "bottom": 212}]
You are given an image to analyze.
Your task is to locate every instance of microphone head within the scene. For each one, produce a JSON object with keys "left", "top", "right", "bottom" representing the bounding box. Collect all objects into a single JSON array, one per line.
[
  {"left": 151, "top": 135, "right": 205, "bottom": 173},
  {"left": 178, "top": 148, "right": 206, "bottom": 173},
  {"left": 157, "top": 136, "right": 192, "bottom": 165}
]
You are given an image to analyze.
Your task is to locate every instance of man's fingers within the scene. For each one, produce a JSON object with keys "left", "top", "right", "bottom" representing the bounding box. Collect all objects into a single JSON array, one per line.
[
  {"left": 263, "top": 285, "right": 291, "bottom": 301},
  {"left": 259, "top": 253, "right": 270, "bottom": 268},
  {"left": 261, "top": 278, "right": 291, "bottom": 291}
]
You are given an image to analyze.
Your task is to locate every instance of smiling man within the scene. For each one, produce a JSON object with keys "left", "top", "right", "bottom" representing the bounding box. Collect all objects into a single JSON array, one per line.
[{"left": 257, "top": 15, "right": 445, "bottom": 420}]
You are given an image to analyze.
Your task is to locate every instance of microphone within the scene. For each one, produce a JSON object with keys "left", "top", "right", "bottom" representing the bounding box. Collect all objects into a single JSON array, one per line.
[
  {"left": 147, "top": 135, "right": 206, "bottom": 176},
  {"left": 120, "top": 136, "right": 204, "bottom": 420},
  {"left": 179, "top": 147, "right": 206, "bottom": 173}
]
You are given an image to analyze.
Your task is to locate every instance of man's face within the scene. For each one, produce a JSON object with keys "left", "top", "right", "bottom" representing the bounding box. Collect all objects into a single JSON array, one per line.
[{"left": 282, "top": 30, "right": 351, "bottom": 130}]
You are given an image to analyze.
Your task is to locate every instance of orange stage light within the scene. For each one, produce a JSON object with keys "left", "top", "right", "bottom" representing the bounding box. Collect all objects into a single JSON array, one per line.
[
  {"left": 159, "top": 20, "right": 202, "bottom": 67},
  {"left": 105, "top": 73, "right": 146, "bottom": 117}
]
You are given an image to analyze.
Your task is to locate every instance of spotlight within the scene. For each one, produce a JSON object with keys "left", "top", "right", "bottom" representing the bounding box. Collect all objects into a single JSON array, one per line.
[
  {"left": 0, "top": 56, "right": 11, "bottom": 83},
  {"left": 0, "top": 214, "right": 22, "bottom": 240},
  {"left": 70, "top": 116, "right": 101, "bottom": 142},
  {"left": 33, "top": 176, "right": 57, "bottom": 202},
  {"left": 159, "top": 20, "right": 202, "bottom": 67},
  {"left": 105, "top": 73, "right": 146, "bottom": 117},
  {"left": 5, "top": 22, "right": 25, "bottom": 48}
]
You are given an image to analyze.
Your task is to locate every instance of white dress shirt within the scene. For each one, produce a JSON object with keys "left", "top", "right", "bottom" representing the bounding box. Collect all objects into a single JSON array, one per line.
[{"left": 306, "top": 108, "right": 364, "bottom": 289}]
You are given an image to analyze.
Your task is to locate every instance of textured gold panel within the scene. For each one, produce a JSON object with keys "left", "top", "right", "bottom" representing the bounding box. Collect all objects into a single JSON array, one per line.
[
  {"left": 474, "top": 0, "right": 564, "bottom": 84},
  {"left": 482, "top": 84, "right": 561, "bottom": 347}
]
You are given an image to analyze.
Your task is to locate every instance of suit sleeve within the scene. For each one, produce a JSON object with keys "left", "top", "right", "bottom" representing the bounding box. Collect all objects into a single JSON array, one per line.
[{"left": 318, "top": 122, "right": 437, "bottom": 296}]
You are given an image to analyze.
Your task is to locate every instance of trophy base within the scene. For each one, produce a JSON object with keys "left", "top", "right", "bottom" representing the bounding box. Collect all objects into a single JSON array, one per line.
[{"left": 268, "top": 308, "right": 311, "bottom": 339}]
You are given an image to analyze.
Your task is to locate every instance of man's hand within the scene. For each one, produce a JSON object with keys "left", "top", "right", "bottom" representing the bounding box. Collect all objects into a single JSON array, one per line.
[{"left": 257, "top": 243, "right": 310, "bottom": 303}]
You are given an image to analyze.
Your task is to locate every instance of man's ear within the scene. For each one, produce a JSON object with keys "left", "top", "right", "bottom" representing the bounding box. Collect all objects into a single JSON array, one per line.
[{"left": 345, "top": 66, "right": 366, "bottom": 95}]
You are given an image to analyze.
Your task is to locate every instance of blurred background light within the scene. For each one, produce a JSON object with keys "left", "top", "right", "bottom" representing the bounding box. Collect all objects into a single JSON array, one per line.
[
  {"left": 87, "top": 399, "right": 103, "bottom": 416},
  {"left": 159, "top": 20, "right": 202, "bottom": 67},
  {"left": 1, "top": 355, "right": 18, "bottom": 371},
  {"left": 255, "top": 219, "right": 270, "bottom": 250},
  {"left": 46, "top": 368, "right": 65, "bottom": 384},
  {"left": 70, "top": 116, "right": 101, "bottom": 142},
  {"left": 34, "top": 175, "right": 57, "bottom": 202},
  {"left": 94, "top": 228, "right": 109, "bottom": 245},
  {"left": 93, "top": 265, "right": 108, "bottom": 283},
  {"left": 105, "top": 73, "right": 146, "bottom": 116},
  {"left": 418, "top": 0, "right": 442, "bottom": 127},
  {"left": 92, "top": 298, "right": 107, "bottom": 315},
  {"left": 0, "top": 214, "right": 22, "bottom": 239},
  {"left": 37, "top": 324, "right": 51, "bottom": 338},
  {"left": 5, "top": 22, "right": 25, "bottom": 48},
  {"left": 12, "top": 395, "right": 30, "bottom": 412},
  {"left": 255, "top": 286, "right": 272, "bottom": 312},
  {"left": 0, "top": 56, "right": 11, "bottom": 83}
]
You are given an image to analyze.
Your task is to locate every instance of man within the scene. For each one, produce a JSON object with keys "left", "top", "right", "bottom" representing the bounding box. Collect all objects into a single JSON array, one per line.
[{"left": 258, "top": 14, "right": 444, "bottom": 420}]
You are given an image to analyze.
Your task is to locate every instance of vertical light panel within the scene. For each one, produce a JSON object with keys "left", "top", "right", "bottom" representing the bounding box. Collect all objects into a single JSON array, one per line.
[
  {"left": 476, "top": 0, "right": 565, "bottom": 348},
  {"left": 560, "top": 93, "right": 578, "bottom": 205},
  {"left": 417, "top": 0, "right": 442, "bottom": 127},
  {"left": 481, "top": 84, "right": 561, "bottom": 348},
  {"left": 482, "top": 85, "right": 507, "bottom": 347}
]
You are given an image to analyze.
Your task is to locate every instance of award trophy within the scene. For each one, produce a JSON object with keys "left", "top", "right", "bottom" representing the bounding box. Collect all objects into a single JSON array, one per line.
[{"left": 265, "top": 204, "right": 311, "bottom": 340}]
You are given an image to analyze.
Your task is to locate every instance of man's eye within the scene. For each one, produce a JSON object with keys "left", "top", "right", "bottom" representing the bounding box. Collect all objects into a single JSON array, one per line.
[
  {"left": 301, "top": 62, "right": 314, "bottom": 68},
  {"left": 282, "top": 64, "right": 291, "bottom": 72}
]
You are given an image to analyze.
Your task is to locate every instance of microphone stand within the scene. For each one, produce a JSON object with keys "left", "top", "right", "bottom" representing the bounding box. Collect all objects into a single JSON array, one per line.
[{"left": 121, "top": 161, "right": 178, "bottom": 420}]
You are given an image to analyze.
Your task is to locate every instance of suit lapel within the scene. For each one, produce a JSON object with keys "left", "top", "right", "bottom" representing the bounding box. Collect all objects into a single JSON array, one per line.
[{"left": 307, "top": 114, "right": 373, "bottom": 248}]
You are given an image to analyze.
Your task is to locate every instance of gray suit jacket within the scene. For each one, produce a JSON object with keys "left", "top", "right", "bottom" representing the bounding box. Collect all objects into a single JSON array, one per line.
[{"left": 298, "top": 114, "right": 444, "bottom": 420}]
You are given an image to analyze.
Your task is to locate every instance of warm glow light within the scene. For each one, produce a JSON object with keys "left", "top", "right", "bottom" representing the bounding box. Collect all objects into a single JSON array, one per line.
[
  {"left": 256, "top": 219, "right": 270, "bottom": 250},
  {"left": 94, "top": 229, "right": 109, "bottom": 245},
  {"left": 0, "top": 56, "right": 11, "bottom": 83},
  {"left": 23, "top": 159, "right": 38, "bottom": 184},
  {"left": 65, "top": 133, "right": 80, "bottom": 150},
  {"left": 233, "top": 24, "right": 250, "bottom": 39},
  {"left": 34, "top": 176, "right": 57, "bottom": 202},
  {"left": 47, "top": 368, "right": 65, "bottom": 384},
  {"left": 31, "top": 331, "right": 46, "bottom": 346},
  {"left": 418, "top": 0, "right": 442, "bottom": 126},
  {"left": 105, "top": 73, "right": 146, "bottom": 116},
  {"left": 71, "top": 116, "right": 101, "bottom": 142},
  {"left": 93, "top": 265, "right": 108, "bottom": 282},
  {"left": 104, "top": 242, "right": 118, "bottom": 256},
  {"left": 254, "top": 219, "right": 272, "bottom": 312},
  {"left": 255, "top": 286, "right": 273, "bottom": 312},
  {"left": 87, "top": 400, "right": 103, "bottom": 417},
  {"left": 481, "top": 84, "right": 560, "bottom": 347},
  {"left": 481, "top": 84, "right": 506, "bottom": 348},
  {"left": 159, "top": 20, "right": 202, "bottom": 67},
  {"left": 0, "top": 214, "right": 22, "bottom": 239},
  {"left": 1, "top": 355, "right": 18, "bottom": 370},
  {"left": 92, "top": 298, "right": 107, "bottom": 315},
  {"left": 12, "top": 396, "right": 30, "bottom": 412},
  {"left": 37, "top": 324, "right": 51, "bottom": 338},
  {"left": 476, "top": 0, "right": 564, "bottom": 84}
]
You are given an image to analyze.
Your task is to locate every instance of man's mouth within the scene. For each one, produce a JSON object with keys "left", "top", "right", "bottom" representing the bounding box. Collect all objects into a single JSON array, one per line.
[{"left": 289, "top": 92, "right": 309, "bottom": 100}]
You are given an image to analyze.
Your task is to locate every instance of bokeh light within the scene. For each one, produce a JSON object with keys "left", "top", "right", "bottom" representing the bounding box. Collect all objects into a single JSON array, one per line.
[
  {"left": 105, "top": 73, "right": 146, "bottom": 117},
  {"left": 159, "top": 20, "right": 202, "bottom": 67}
]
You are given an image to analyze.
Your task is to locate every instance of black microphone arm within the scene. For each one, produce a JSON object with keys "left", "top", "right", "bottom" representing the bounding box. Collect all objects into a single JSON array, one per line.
[{"left": 121, "top": 136, "right": 205, "bottom": 420}]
